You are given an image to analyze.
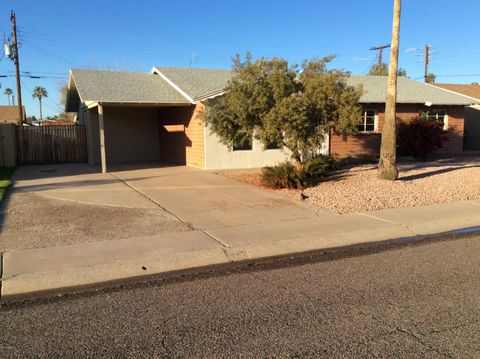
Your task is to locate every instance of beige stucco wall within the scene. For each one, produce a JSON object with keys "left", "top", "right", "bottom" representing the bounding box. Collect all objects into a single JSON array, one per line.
[{"left": 204, "top": 125, "right": 291, "bottom": 170}]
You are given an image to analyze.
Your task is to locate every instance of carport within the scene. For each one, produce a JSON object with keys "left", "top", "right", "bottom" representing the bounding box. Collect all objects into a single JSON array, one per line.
[{"left": 65, "top": 69, "right": 204, "bottom": 173}]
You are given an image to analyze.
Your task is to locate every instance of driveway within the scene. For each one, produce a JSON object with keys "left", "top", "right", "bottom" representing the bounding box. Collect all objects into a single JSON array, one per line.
[
  {"left": 107, "top": 162, "right": 328, "bottom": 230},
  {"left": 0, "top": 163, "right": 324, "bottom": 251}
]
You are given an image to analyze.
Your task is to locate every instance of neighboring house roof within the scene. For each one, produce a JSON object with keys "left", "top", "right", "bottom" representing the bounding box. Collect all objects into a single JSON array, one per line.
[
  {"left": 66, "top": 69, "right": 190, "bottom": 111},
  {"left": 431, "top": 83, "right": 480, "bottom": 101},
  {"left": 40, "top": 120, "right": 76, "bottom": 126},
  {"left": 0, "top": 105, "right": 26, "bottom": 124},
  {"left": 153, "top": 66, "right": 232, "bottom": 101},
  {"left": 346, "top": 76, "right": 478, "bottom": 105}
]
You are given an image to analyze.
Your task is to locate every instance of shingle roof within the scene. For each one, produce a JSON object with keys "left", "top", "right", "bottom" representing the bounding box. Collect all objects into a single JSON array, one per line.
[
  {"left": 67, "top": 68, "right": 479, "bottom": 111},
  {"left": 431, "top": 83, "right": 480, "bottom": 101},
  {"left": 154, "top": 68, "right": 477, "bottom": 106},
  {"left": 153, "top": 67, "right": 232, "bottom": 101},
  {"left": 70, "top": 69, "right": 190, "bottom": 105},
  {"left": 346, "top": 75, "right": 478, "bottom": 105}
]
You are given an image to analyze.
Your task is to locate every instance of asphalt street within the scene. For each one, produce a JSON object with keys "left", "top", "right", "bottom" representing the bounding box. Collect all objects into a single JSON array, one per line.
[{"left": 1, "top": 235, "right": 479, "bottom": 358}]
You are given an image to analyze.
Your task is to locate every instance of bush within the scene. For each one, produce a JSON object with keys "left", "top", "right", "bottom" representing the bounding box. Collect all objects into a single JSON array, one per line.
[
  {"left": 303, "top": 155, "right": 338, "bottom": 178},
  {"left": 261, "top": 161, "right": 306, "bottom": 189},
  {"left": 261, "top": 155, "right": 338, "bottom": 189},
  {"left": 397, "top": 117, "right": 449, "bottom": 160}
]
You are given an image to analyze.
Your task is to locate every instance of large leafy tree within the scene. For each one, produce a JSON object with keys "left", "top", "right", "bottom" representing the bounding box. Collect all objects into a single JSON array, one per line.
[
  {"left": 32, "top": 86, "right": 48, "bottom": 121},
  {"left": 205, "top": 54, "right": 363, "bottom": 164},
  {"left": 368, "top": 62, "right": 407, "bottom": 77}
]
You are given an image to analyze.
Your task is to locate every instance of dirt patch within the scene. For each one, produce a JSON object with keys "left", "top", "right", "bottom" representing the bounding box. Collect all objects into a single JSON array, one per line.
[
  {"left": 220, "top": 169, "right": 265, "bottom": 188},
  {"left": 0, "top": 192, "right": 191, "bottom": 251},
  {"left": 221, "top": 158, "right": 480, "bottom": 214}
]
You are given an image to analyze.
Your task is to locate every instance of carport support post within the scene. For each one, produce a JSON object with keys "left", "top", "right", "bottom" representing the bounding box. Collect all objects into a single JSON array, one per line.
[{"left": 98, "top": 103, "right": 107, "bottom": 173}]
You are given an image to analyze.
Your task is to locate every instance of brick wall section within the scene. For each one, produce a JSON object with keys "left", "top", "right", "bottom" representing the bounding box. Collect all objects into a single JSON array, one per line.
[
  {"left": 158, "top": 103, "right": 205, "bottom": 168},
  {"left": 442, "top": 106, "right": 464, "bottom": 154},
  {"left": 330, "top": 104, "right": 465, "bottom": 158}
]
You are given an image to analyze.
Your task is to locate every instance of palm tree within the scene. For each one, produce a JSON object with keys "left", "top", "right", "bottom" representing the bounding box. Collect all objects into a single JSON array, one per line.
[
  {"left": 4, "top": 88, "right": 13, "bottom": 105},
  {"left": 32, "top": 86, "right": 48, "bottom": 121}
]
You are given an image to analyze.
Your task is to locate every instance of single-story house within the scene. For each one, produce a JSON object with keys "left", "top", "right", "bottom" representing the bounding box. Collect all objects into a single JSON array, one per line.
[
  {"left": 0, "top": 105, "right": 26, "bottom": 125},
  {"left": 432, "top": 83, "right": 480, "bottom": 150},
  {"left": 65, "top": 68, "right": 479, "bottom": 173}
]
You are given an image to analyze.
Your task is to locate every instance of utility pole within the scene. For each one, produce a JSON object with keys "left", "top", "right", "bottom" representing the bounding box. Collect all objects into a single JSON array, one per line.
[
  {"left": 378, "top": 0, "right": 401, "bottom": 180},
  {"left": 370, "top": 44, "right": 391, "bottom": 75},
  {"left": 11, "top": 11, "right": 23, "bottom": 123},
  {"left": 424, "top": 44, "right": 430, "bottom": 83}
]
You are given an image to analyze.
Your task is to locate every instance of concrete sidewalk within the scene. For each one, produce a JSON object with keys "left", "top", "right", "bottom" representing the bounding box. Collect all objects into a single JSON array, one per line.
[
  {"left": 2, "top": 199, "right": 480, "bottom": 300},
  {"left": 1, "top": 163, "right": 480, "bottom": 300}
]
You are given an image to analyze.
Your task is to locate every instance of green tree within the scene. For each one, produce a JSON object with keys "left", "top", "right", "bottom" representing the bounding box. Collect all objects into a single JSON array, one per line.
[
  {"left": 205, "top": 54, "right": 363, "bottom": 165},
  {"left": 368, "top": 63, "right": 407, "bottom": 77},
  {"left": 4, "top": 88, "right": 13, "bottom": 105},
  {"left": 32, "top": 86, "right": 48, "bottom": 121},
  {"left": 58, "top": 80, "right": 68, "bottom": 108},
  {"left": 425, "top": 72, "right": 436, "bottom": 83}
]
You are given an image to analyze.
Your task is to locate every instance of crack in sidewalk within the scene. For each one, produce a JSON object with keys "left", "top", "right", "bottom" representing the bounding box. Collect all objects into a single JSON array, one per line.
[{"left": 357, "top": 212, "right": 419, "bottom": 237}]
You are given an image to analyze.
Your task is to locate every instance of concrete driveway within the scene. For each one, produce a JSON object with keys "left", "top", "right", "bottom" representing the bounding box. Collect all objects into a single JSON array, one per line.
[
  {"left": 0, "top": 162, "right": 324, "bottom": 251},
  {"left": 107, "top": 162, "right": 328, "bottom": 230}
]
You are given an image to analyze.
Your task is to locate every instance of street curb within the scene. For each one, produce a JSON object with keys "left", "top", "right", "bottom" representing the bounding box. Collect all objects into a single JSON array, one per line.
[{"left": 2, "top": 226, "right": 479, "bottom": 304}]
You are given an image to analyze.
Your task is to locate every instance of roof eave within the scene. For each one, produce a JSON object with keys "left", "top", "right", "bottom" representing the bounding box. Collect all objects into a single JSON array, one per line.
[
  {"left": 88, "top": 100, "right": 191, "bottom": 107},
  {"left": 424, "top": 82, "right": 480, "bottom": 104}
]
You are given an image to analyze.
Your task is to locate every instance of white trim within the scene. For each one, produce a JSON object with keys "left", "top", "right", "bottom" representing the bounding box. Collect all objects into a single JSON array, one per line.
[
  {"left": 424, "top": 83, "right": 480, "bottom": 104},
  {"left": 196, "top": 91, "right": 226, "bottom": 102},
  {"left": 358, "top": 109, "right": 378, "bottom": 133},
  {"left": 421, "top": 108, "right": 449, "bottom": 130},
  {"left": 151, "top": 67, "right": 195, "bottom": 103},
  {"left": 86, "top": 101, "right": 98, "bottom": 109},
  {"left": 203, "top": 120, "right": 207, "bottom": 170}
]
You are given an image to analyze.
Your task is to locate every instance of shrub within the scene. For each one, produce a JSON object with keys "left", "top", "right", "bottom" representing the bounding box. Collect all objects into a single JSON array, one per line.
[
  {"left": 397, "top": 117, "right": 449, "bottom": 160},
  {"left": 261, "top": 162, "right": 306, "bottom": 189},
  {"left": 261, "top": 155, "right": 338, "bottom": 189},
  {"left": 303, "top": 155, "right": 338, "bottom": 178}
]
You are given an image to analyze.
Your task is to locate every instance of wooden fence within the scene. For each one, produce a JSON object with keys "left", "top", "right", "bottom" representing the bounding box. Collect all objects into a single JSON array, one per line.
[
  {"left": 16, "top": 125, "right": 87, "bottom": 165},
  {"left": 0, "top": 124, "right": 17, "bottom": 167}
]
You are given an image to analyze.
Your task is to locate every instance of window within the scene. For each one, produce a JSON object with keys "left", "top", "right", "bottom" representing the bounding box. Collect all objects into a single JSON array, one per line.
[
  {"left": 265, "top": 140, "right": 281, "bottom": 150},
  {"left": 357, "top": 110, "right": 376, "bottom": 132},
  {"left": 420, "top": 109, "right": 447, "bottom": 129},
  {"left": 232, "top": 136, "right": 253, "bottom": 151}
]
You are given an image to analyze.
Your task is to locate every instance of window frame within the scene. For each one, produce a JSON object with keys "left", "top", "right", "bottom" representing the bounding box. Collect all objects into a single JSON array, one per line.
[
  {"left": 232, "top": 136, "right": 253, "bottom": 151},
  {"left": 357, "top": 109, "right": 378, "bottom": 133},
  {"left": 264, "top": 140, "right": 281, "bottom": 150},
  {"left": 420, "top": 109, "right": 448, "bottom": 130}
]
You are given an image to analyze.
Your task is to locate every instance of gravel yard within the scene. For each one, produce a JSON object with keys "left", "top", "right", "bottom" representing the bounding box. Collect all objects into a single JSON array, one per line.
[{"left": 221, "top": 157, "right": 480, "bottom": 214}]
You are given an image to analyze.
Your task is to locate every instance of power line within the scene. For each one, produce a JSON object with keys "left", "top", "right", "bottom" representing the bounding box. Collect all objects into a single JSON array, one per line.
[
  {"left": 369, "top": 44, "right": 390, "bottom": 75},
  {"left": 414, "top": 73, "right": 480, "bottom": 80}
]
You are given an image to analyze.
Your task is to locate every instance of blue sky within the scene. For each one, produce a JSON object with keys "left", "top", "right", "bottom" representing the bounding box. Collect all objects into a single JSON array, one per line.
[{"left": 0, "top": 0, "right": 479, "bottom": 118}]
